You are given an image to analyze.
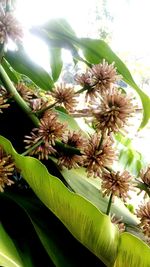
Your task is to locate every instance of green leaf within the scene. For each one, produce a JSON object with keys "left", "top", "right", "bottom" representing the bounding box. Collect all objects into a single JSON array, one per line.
[
  {"left": 115, "top": 133, "right": 146, "bottom": 176},
  {"left": 60, "top": 167, "right": 139, "bottom": 226},
  {"left": 55, "top": 108, "right": 82, "bottom": 131},
  {"left": 5, "top": 47, "right": 54, "bottom": 91},
  {"left": 0, "top": 223, "right": 23, "bottom": 267},
  {"left": 50, "top": 48, "right": 63, "bottom": 82},
  {"left": 1, "top": 192, "right": 76, "bottom": 267},
  {"left": 32, "top": 223, "right": 71, "bottom": 267},
  {"left": 115, "top": 133, "right": 132, "bottom": 148},
  {"left": 42, "top": 18, "right": 77, "bottom": 39},
  {"left": 1, "top": 59, "right": 18, "bottom": 84},
  {"left": 0, "top": 193, "right": 54, "bottom": 267},
  {"left": 113, "top": 233, "right": 150, "bottom": 267},
  {"left": 1, "top": 191, "right": 106, "bottom": 267},
  {"left": 0, "top": 43, "right": 4, "bottom": 62},
  {"left": 77, "top": 38, "right": 150, "bottom": 129},
  {"left": 0, "top": 135, "right": 119, "bottom": 267},
  {"left": 31, "top": 19, "right": 80, "bottom": 60},
  {"left": 119, "top": 148, "right": 144, "bottom": 176}
]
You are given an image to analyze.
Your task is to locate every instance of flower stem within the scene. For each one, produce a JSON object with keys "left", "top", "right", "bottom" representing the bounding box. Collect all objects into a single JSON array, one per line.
[
  {"left": 75, "top": 87, "right": 88, "bottom": 94},
  {"left": 55, "top": 140, "right": 82, "bottom": 155},
  {"left": 21, "top": 139, "right": 81, "bottom": 157},
  {"left": 136, "top": 179, "right": 150, "bottom": 197},
  {"left": 0, "top": 65, "right": 39, "bottom": 127},
  {"left": 106, "top": 193, "right": 113, "bottom": 215},
  {"left": 21, "top": 139, "right": 43, "bottom": 156},
  {"left": 0, "top": 44, "right": 4, "bottom": 63},
  {"left": 35, "top": 101, "right": 58, "bottom": 117},
  {"left": 70, "top": 113, "right": 93, "bottom": 118}
]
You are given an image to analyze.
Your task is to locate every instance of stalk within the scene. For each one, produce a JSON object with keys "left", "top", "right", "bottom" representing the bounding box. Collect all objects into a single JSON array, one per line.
[
  {"left": 0, "top": 44, "right": 4, "bottom": 63},
  {"left": 21, "top": 139, "right": 43, "bottom": 156},
  {"left": 0, "top": 65, "right": 39, "bottom": 127},
  {"left": 136, "top": 179, "right": 150, "bottom": 197},
  {"left": 106, "top": 193, "right": 113, "bottom": 215},
  {"left": 35, "top": 100, "right": 58, "bottom": 117}
]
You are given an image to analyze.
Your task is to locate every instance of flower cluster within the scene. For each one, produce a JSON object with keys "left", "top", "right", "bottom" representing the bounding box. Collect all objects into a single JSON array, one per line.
[
  {"left": 76, "top": 59, "right": 121, "bottom": 101},
  {"left": 90, "top": 60, "right": 121, "bottom": 92},
  {"left": 92, "top": 88, "right": 135, "bottom": 134},
  {"left": 0, "top": 86, "right": 10, "bottom": 112},
  {"left": 51, "top": 83, "right": 78, "bottom": 112},
  {"left": 75, "top": 60, "right": 135, "bottom": 135},
  {"left": 83, "top": 132, "right": 116, "bottom": 178},
  {"left": 101, "top": 170, "right": 134, "bottom": 202},
  {"left": 140, "top": 166, "right": 150, "bottom": 188},
  {"left": 136, "top": 201, "right": 150, "bottom": 240},
  {"left": 57, "top": 130, "right": 87, "bottom": 169},
  {"left": 16, "top": 83, "right": 37, "bottom": 103},
  {"left": 24, "top": 110, "right": 67, "bottom": 160},
  {"left": 0, "top": 8, "right": 23, "bottom": 44},
  {"left": 0, "top": 145, "right": 14, "bottom": 192}
]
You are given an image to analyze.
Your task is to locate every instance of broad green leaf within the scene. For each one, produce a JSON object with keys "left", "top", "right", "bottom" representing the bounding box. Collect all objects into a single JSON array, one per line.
[
  {"left": 1, "top": 59, "right": 18, "bottom": 84},
  {"left": 50, "top": 48, "right": 63, "bottom": 82},
  {"left": 115, "top": 133, "right": 132, "bottom": 148},
  {"left": 0, "top": 135, "right": 119, "bottom": 267},
  {"left": 119, "top": 148, "right": 144, "bottom": 176},
  {"left": 31, "top": 19, "right": 80, "bottom": 60},
  {"left": 0, "top": 193, "right": 53, "bottom": 267},
  {"left": 5, "top": 48, "right": 54, "bottom": 91},
  {"left": 1, "top": 192, "right": 76, "bottom": 267},
  {"left": 113, "top": 233, "right": 150, "bottom": 267},
  {"left": 55, "top": 108, "right": 82, "bottom": 131},
  {"left": 42, "top": 18, "right": 77, "bottom": 40},
  {"left": 55, "top": 107, "right": 92, "bottom": 137},
  {"left": 60, "top": 167, "right": 139, "bottom": 226},
  {"left": 0, "top": 223, "right": 23, "bottom": 267},
  {"left": 32, "top": 223, "right": 72, "bottom": 267},
  {"left": 115, "top": 133, "right": 145, "bottom": 176},
  {"left": 77, "top": 38, "right": 150, "bottom": 129},
  {"left": 1, "top": 191, "right": 105, "bottom": 267}
]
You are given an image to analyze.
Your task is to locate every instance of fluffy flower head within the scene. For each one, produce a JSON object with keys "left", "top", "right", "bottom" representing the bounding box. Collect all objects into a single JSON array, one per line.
[
  {"left": 83, "top": 132, "right": 116, "bottom": 177},
  {"left": 57, "top": 130, "right": 87, "bottom": 169},
  {"left": 140, "top": 166, "right": 150, "bottom": 188},
  {"left": 101, "top": 170, "right": 133, "bottom": 201},
  {"left": 89, "top": 59, "right": 122, "bottom": 92},
  {"left": 0, "top": 9, "right": 23, "bottom": 43},
  {"left": 0, "top": 146, "right": 14, "bottom": 192},
  {"left": 51, "top": 84, "right": 77, "bottom": 111},
  {"left": 136, "top": 201, "right": 150, "bottom": 239},
  {"left": 93, "top": 88, "right": 135, "bottom": 133}
]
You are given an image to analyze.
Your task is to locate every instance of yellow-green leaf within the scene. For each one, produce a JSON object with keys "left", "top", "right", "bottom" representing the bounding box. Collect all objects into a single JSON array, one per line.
[
  {"left": 0, "top": 224, "right": 23, "bottom": 267},
  {"left": 113, "top": 233, "right": 150, "bottom": 267},
  {"left": 0, "top": 135, "right": 119, "bottom": 267}
]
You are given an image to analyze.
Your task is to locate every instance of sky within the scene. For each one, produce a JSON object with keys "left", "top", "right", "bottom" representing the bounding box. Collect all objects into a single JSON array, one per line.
[{"left": 109, "top": 0, "right": 150, "bottom": 59}]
